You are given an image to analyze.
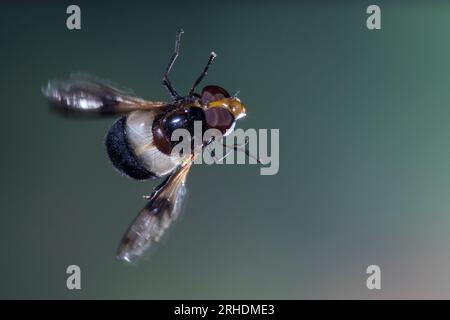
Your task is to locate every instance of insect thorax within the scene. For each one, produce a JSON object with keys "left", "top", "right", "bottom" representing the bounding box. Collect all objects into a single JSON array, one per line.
[{"left": 152, "top": 105, "right": 208, "bottom": 156}]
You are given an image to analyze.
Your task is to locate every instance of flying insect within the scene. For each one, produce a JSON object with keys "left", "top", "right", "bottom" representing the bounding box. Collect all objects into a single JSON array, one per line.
[{"left": 43, "top": 30, "right": 248, "bottom": 262}]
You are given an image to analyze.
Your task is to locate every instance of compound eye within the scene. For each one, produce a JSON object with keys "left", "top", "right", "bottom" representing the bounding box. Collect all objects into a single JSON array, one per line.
[
  {"left": 201, "top": 85, "right": 230, "bottom": 105},
  {"left": 204, "top": 107, "right": 235, "bottom": 135}
]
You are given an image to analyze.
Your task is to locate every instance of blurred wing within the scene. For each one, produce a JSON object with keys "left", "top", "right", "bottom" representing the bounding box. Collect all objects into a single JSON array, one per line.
[
  {"left": 117, "top": 162, "right": 193, "bottom": 262},
  {"left": 42, "top": 73, "right": 170, "bottom": 113}
]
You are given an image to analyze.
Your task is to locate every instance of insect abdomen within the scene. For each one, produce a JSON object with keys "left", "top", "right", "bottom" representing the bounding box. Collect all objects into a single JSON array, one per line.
[
  {"left": 105, "top": 117, "right": 156, "bottom": 180},
  {"left": 105, "top": 110, "right": 185, "bottom": 180}
]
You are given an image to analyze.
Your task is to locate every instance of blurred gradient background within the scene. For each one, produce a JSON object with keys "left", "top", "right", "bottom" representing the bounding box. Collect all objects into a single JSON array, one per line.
[{"left": 2, "top": 0, "right": 450, "bottom": 299}]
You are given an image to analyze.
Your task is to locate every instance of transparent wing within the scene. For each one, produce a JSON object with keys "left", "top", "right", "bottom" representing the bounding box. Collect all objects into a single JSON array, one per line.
[
  {"left": 42, "top": 73, "right": 169, "bottom": 113},
  {"left": 117, "top": 162, "right": 193, "bottom": 262}
]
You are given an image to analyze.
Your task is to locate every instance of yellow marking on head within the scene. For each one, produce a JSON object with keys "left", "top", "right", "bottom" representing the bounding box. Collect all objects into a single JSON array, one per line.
[{"left": 206, "top": 97, "right": 247, "bottom": 120}]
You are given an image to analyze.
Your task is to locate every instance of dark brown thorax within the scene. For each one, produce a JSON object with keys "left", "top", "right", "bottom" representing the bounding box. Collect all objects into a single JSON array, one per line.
[{"left": 152, "top": 85, "right": 243, "bottom": 155}]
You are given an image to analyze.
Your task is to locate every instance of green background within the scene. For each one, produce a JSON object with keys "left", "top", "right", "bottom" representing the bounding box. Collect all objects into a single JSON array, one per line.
[{"left": 2, "top": 0, "right": 450, "bottom": 299}]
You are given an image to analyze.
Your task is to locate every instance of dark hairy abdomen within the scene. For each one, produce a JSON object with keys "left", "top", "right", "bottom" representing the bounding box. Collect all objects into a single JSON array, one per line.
[{"left": 105, "top": 117, "right": 157, "bottom": 180}]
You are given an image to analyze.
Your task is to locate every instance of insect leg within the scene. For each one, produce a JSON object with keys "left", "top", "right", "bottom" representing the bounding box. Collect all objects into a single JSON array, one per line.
[
  {"left": 162, "top": 29, "right": 184, "bottom": 100},
  {"left": 222, "top": 137, "right": 264, "bottom": 164},
  {"left": 188, "top": 51, "right": 217, "bottom": 96}
]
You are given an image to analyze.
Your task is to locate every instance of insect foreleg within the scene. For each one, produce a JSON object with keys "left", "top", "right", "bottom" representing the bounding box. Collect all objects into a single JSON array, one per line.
[{"left": 162, "top": 29, "right": 184, "bottom": 100}]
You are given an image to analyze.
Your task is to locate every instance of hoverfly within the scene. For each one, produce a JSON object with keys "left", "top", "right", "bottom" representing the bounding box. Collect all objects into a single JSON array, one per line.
[{"left": 43, "top": 30, "right": 250, "bottom": 262}]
